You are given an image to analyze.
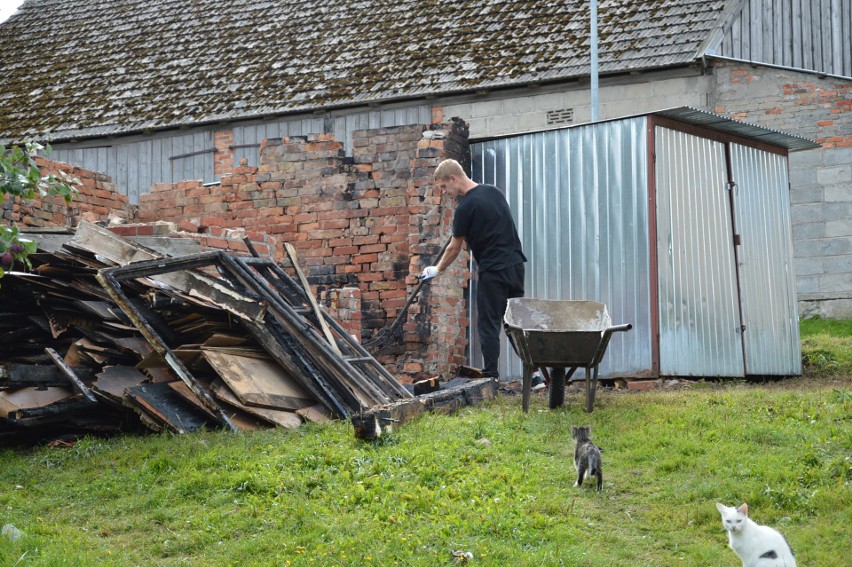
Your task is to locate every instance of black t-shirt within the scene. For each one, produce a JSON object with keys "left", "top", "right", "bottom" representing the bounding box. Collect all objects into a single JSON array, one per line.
[{"left": 453, "top": 184, "right": 527, "bottom": 272}]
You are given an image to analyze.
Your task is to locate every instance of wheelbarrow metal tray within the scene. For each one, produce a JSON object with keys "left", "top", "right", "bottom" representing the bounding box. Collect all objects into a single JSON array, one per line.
[{"left": 504, "top": 298, "right": 612, "bottom": 366}]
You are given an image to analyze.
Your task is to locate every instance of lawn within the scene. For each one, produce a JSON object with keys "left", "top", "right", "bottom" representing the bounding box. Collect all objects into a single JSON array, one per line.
[{"left": 0, "top": 320, "right": 850, "bottom": 566}]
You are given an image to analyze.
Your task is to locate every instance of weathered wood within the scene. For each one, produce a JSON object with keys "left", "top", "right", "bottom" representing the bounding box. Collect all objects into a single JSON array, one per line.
[
  {"left": 125, "top": 382, "right": 212, "bottom": 434},
  {"left": 241, "top": 257, "right": 413, "bottom": 399},
  {"left": 97, "top": 267, "right": 238, "bottom": 432},
  {"left": 296, "top": 404, "right": 333, "bottom": 423},
  {"left": 44, "top": 348, "right": 98, "bottom": 404},
  {"left": 284, "top": 243, "right": 341, "bottom": 356},
  {"left": 11, "top": 394, "right": 95, "bottom": 421},
  {"left": 0, "top": 363, "right": 96, "bottom": 388},
  {"left": 202, "top": 349, "right": 315, "bottom": 411},
  {"left": 0, "top": 386, "right": 74, "bottom": 418},
  {"left": 92, "top": 366, "right": 148, "bottom": 404},
  {"left": 352, "top": 378, "right": 497, "bottom": 440},
  {"left": 211, "top": 380, "right": 303, "bottom": 429}
]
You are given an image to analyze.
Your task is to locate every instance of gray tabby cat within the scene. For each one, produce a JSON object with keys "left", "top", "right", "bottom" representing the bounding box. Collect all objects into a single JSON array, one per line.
[
  {"left": 715, "top": 502, "right": 796, "bottom": 566},
  {"left": 571, "top": 424, "right": 602, "bottom": 491}
]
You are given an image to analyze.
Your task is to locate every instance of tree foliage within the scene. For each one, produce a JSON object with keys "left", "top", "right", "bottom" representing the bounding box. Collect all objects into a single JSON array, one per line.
[{"left": 0, "top": 142, "right": 79, "bottom": 278}]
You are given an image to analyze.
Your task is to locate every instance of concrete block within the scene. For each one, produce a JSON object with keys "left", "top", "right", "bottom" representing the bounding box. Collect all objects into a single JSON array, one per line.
[
  {"left": 793, "top": 256, "right": 826, "bottom": 276},
  {"left": 789, "top": 186, "right": 823, "bottom": 204},
  {"left": 791, "top": 222, "right": 826, "bottom": 240},
  {"left": 825, "top": 185, "right": 852, "bottom": 203},
  {"left": 530, "top": 91, "right": 568, "bottom": 111},
  {"left": 502, "top": 96, "right": 534, "bottom": 115},
  {"left": 819, "top": 271, "right": 852, "bottom": 292},
  {"left": 817, "top": 165, "right": 852, "bottom": 185},
  {"left": 469, "top": 99, "right": 503, "bottom": 119},
  {"left": 825, "top": 220, "right": 852, "bottom": 238},
  {"left": 796, "top": 275, "right": 820, "bottom": 294},
  {"left": 790, "top": 202, "right": 827, "bottom": 223}
]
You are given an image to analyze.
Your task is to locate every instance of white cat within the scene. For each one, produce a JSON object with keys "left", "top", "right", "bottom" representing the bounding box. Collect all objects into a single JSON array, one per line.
[{"left": 715, "top": 502, "right": 796, "bottom": 566}]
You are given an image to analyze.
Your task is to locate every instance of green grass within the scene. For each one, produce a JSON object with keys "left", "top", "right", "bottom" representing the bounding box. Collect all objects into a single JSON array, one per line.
[
  {"left": 0, "top": 321, "right": 850, "bottom": 566},
  {"left": 800, "top": 317, "right": 852, "bottom": 374}
]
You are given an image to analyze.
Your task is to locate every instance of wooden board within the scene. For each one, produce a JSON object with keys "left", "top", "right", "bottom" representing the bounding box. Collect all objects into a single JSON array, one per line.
[
  {"left": 211, "top": 379, "right": 303, "bottom": 429},
  {"left": 125, "top": 382, "right": 212, "bottom": 434},
  {"left": 202, "top": 350, "right": 315, "bottom": 411},
  {"left": 0, "top": 387, "right": 74, "bottom": 418},
  {"left": 284, "top": 242, "right": 341, "bottom": 356},
  {"left": 92, "top": 366, "right": 148, "bottom": 403},
  {"left": 296, "top": 404, "right": 333, "bottom": 423},
  {"left": 167, "top": 380, "right": 218, "bottom": 420}
]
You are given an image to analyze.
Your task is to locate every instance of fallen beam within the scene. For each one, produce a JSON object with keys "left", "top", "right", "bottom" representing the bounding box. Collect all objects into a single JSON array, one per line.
[{"left": 352, "top": 378, "right": 498, "bottom": 440}]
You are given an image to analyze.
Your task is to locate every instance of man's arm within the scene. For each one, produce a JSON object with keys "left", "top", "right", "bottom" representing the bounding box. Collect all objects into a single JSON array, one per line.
[{"left": 435, "top": 236, "right": 465, "bottom": 272}]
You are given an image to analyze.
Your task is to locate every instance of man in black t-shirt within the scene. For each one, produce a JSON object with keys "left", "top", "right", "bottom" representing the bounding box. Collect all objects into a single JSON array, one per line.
[{"left": 419, "top": 159, "right": 527, "bottom": 379}]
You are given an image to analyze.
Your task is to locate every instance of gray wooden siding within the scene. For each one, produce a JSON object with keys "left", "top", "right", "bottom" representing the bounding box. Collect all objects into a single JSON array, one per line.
[
  {"left": 233, "top": 106, "right": 431, "bottom": 168},
  {"left": 50, "top": 105, "right": 432, "bottom": 204},
  {"left": 716, "top": 0, "right": 852, "bottom": 77}
]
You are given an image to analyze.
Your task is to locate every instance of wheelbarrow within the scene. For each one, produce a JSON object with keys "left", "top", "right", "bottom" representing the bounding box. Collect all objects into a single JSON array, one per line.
[{"left": 504, "top": 298, "right": 632, "bottom": 413}]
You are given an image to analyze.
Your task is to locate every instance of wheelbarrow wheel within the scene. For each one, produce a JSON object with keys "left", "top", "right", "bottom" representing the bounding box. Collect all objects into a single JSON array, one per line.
[{"left": 548, "top": 367, "right": 566, "bottom": 409}]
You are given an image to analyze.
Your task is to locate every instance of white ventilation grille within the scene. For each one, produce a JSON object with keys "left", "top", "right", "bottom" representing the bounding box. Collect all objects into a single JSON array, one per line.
[{"left": 546, "top": 108, "right": 574, "bottom": 125}]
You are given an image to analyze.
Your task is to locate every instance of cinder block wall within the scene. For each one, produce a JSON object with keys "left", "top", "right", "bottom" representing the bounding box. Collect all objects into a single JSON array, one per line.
[
  {"left": 135, "top": 118, "right": 472, "bottom": 380},
  {"left": 710, "top": 61, "right": 852, "bottom": 318}
]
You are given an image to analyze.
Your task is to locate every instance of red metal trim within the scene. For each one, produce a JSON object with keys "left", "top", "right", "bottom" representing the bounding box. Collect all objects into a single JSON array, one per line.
[
  {"left": 652, "top": 115, "right": 789, "bottom": 157},
  {"left": 646, "top": 117, "right": 661, "bottom": 378}
]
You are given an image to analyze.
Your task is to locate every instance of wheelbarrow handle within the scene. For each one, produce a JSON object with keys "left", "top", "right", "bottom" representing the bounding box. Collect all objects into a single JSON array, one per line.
[{"left": 607, "top": 323, "right": 632, "bottom": 333}]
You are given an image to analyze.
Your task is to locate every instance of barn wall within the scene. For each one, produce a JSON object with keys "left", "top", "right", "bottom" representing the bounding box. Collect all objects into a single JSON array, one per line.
[{"left": 714, "top": 0, "right": 852, "bottom": 78}]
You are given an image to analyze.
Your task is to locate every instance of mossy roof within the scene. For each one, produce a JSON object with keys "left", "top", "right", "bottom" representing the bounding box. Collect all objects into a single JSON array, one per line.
[{"left": 0, "top": 0, "right": 729, "bottom": 142}]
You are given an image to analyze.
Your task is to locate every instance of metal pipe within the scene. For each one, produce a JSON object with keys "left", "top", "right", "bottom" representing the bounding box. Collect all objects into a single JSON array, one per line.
[{"left": 590, "top": 0, "right": 599, "bottom": 122}]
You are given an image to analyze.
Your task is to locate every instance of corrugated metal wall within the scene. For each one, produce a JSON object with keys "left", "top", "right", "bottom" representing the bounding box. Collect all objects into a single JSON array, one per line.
[
  {"left": 730, "top": 143, "right": 802, "bottom": 375},
  {"left": 50, "top": 105, "right": 431, "bottom": 205},
  {"left": 654, "top": 126, "right": 745, "bottom": 377},
  {"left": 470, "top": 118, "right": 800, "bottom": 380},
  {"left": 471, "top": 118, "right": 654, "bottom": 380}
]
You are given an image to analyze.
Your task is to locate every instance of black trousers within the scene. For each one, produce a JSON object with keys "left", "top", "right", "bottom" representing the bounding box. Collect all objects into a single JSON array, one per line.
[{"left": 477, "top": 263, "right": 525, "bottom": 377}]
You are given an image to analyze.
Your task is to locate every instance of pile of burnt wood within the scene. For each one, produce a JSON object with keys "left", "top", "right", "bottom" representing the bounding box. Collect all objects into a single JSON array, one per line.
[{"left": 1, "top": 222, "right": 419, "bottom": 442}]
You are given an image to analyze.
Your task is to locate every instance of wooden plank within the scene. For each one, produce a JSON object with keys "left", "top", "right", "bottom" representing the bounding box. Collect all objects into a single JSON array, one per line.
[
  {"left": 44, "top": 348, "right": 98, "bottom": 404},
  {"left": 284, "top": 242, "right": 341, "bottom": 356},
  {"left": 296, "top": 404, "right": 333, "bottom": 423},
  {"left": 202, "top": 349, "right": 315, "bottom": 410},
  {"left": 167, "top": 380, "right": 219, "bottom": 420},
  {"left": 112, "top": 336, "right": 155, "bottom": 359},
  {"left": 74, "top": 222, "right": 265, "bottom": 323},
  {"left": 352, "top": 378, "right": 497, "bottom": 440},
  {"left": 92, "top": 366, "right": 148, "bottom": 403},
  {"left": 0, "top": 386, "right": 74, "bottom": 418},
  {"left": 211, "top": 380, "right": 303, "bottom": 429},
  {"left": 125, "top": 382, "right": 212, "bottom": 434},
  {"left": 0, "top": 363, "right": 96, "bottom": 388}
]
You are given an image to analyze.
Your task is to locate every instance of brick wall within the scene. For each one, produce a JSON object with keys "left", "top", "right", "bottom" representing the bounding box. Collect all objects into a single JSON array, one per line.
[
  {"left": 1, "top": 158, "right": 133, "bottom": 228},
  {"left": 136, "top": 119, "right": 472, "bottom": 380},
  {"left": 710, "top": 61, "right": 852, "bottom": 318}
]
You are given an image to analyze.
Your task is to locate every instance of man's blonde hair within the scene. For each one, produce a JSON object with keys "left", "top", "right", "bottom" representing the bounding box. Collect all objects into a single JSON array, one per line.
[{"left": 434, "top": 159, "right": 465, "bottom": 181}]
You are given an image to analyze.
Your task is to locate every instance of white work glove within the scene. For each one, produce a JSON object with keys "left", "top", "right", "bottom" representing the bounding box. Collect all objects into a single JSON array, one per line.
[{"left": 420, "top": 266, "right": 441, "bottom": 281}]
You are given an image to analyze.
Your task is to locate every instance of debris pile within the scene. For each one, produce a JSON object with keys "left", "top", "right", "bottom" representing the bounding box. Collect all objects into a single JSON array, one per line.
[{"left": 1, "top": 222, "right": 415, "bottom": 441}]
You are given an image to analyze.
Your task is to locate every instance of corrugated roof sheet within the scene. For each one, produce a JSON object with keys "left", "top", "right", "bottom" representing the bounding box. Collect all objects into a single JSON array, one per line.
[
  {"left": 0, "top": 0, "right": 729, "bottom": 142},
  {"left": 653, "top": 107, "right": 821, "bottom": 151}
]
